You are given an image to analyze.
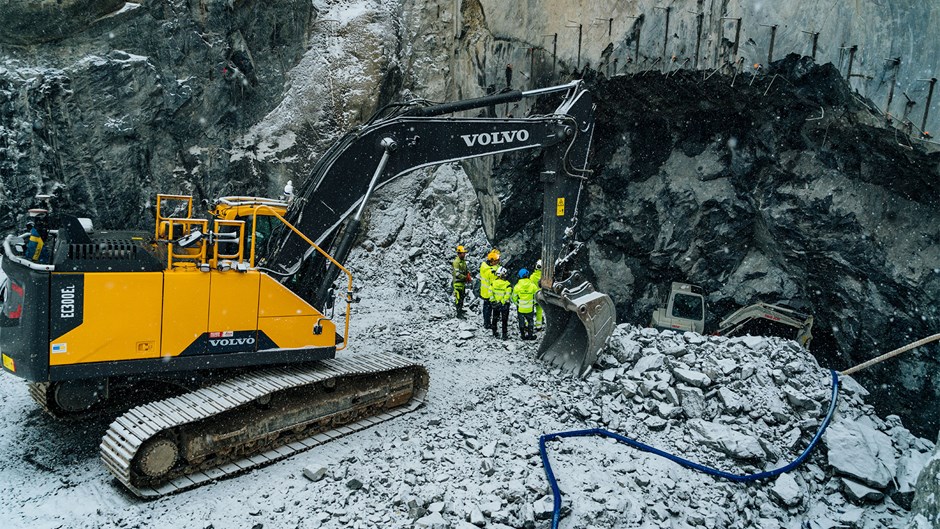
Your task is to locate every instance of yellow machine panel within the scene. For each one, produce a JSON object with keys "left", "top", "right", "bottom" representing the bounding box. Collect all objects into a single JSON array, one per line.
[
  {"left": 258, "top": 274, "right": 319, "bottom": 317},
  {"left": 50, "top": 272, "right": 163, "bottom": 365},
  {"left": 258, "top": 316, "right": 336, "bottom": 349},
  {"left": 208, "top": 270, "right": 260, "bottom": 333},
  {"left": 258, "top": 274, "right": 334, "bottom": 348},
  {"left": 162, "top": 270, "right": 210, "bottom": 357}
]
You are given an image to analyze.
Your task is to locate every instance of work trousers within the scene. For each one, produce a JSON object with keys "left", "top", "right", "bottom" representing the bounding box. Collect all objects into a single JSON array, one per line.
[
  {"left": 492, "top": 303, "right": 510, "bottom": 338},
  {"left": 453, "top": 283, "right": 466, "bottom": 315},
  {"left": 518, "top": 311, "right": 535, "bottom": 339},
  {"left": 482, "top": 298, "right": 492, "bottom": 329}
]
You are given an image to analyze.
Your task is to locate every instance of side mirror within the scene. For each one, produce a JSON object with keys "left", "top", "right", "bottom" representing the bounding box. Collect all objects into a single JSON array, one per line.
[
  {"left": 325, "top": 287, "right": 335, "bottom": 311},
  {"left": 176, "top": 230, "right": 204, "bottom": 248}
]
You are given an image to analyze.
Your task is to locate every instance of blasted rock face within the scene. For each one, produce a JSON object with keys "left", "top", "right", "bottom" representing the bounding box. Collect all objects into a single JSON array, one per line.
[{"left": 0, "top": 0, "right": 126, "bottom": 45}]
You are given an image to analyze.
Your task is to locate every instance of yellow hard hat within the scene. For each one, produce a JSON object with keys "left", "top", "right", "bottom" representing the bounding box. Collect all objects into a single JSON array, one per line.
[
  {"left": 456, "top": 245, "right": 467, "bottom": 253},
  {"left": 487, "top": 249, "right": 501, "bottom": 262}
]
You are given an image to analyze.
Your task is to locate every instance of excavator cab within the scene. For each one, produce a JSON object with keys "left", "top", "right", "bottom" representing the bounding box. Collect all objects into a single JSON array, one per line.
[
  {"left": 209, "top": 196, "right": 287, "bottom": 253},
  {"left": 651, "top": 282, "right": 706, "bottom": 333}
]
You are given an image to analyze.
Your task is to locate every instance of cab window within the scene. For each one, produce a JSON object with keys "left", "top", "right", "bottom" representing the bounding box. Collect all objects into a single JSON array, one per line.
[{"left": 672, "top": 293, "right": 704, "bottom": 320}]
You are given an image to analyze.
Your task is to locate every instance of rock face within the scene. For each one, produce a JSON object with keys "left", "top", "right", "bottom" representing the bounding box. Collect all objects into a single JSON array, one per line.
[
  {"left": 0, "top": 0, "right": 400, "bottom": 231},
  {"left": 497, "top": 57, "right": 940, "bottom": 438},
  {"left": 0, "top": 0, "right": 126, "bottom": 45}
]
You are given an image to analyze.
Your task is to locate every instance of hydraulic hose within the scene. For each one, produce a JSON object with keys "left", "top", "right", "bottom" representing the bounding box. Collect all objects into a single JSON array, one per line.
[{"left": 538, "top": 369, "right": 841, "bottom": 529}]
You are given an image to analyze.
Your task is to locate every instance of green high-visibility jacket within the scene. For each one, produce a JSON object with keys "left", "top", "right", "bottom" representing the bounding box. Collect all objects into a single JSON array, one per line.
[
  {"left": 452, "top": 256, "right": 468, "bottom": 287},
  {"left": 479, "top": 261, "right": 496, "bottom": 299},
  {"left": 511, "top": 277, "right": 539, "bottom": 313},
  {"left": 530, "top": 268, "right": 542, "bottom": 288},
  {"left": 490, "top": 277, "right": 512, "bottom": 304}
]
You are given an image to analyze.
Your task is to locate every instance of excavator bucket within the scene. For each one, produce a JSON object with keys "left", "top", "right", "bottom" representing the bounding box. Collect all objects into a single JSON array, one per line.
[{"left": 537, "top": 273, "right": 617, "bottom": 377}]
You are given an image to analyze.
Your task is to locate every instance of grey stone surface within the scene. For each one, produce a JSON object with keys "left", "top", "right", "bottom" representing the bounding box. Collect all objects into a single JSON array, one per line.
[
  {"left": 673, "top": 369, "right": 712, "bottom": 388},
  {"left": 841, "top": 479, "right": 885, "bottom": 503},
  {"left": 688, "top": 420, "right": 766, "bottom": 461},
  {"left": 632, "top": 354, "right": 665, "bottom": 375},
  {"left": 770, "top": 473, "right": 802, "bottom": 507},
  {"left": 824, "top": 420, "right": 897, "bottom": 489},
  {"left": 303, "top": 465, "right": 328, "bottom": 482}
]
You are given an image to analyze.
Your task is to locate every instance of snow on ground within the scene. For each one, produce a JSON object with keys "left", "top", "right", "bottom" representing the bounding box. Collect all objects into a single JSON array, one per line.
[{"left": 0, "top": 165, "right": 932, "bottom": 529}]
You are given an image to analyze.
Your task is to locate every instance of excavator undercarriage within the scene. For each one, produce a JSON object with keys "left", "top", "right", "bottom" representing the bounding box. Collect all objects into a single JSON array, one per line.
[{"left": 102, "top": 352, "right": 427, "bottom": 497}]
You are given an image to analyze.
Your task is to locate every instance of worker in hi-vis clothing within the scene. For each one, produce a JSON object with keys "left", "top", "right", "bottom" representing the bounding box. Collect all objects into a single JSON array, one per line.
[
  {"left": 490, "top": 266, "right": 512, "bottom": 339},
  {"left": 530, "top": 259, "right": 544, "bottom": 330},
  {"left": 479, "top": 249, "right": 500, "bottom": 329},
  {"left": 512, "top": 268, "right": 538, "bottom": 340},
  {"left": 452, "top": 245, "right": 471, "bottom": 318}
]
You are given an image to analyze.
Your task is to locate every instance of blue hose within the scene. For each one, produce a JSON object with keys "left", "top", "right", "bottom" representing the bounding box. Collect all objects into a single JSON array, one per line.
[{"left": 538, "top": 369, "right": 840, "bottom": 529}]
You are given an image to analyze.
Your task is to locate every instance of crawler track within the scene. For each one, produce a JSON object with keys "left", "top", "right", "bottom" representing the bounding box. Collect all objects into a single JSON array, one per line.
[{"left": 99, "top": 351, "right": 428, "bottom": 498}]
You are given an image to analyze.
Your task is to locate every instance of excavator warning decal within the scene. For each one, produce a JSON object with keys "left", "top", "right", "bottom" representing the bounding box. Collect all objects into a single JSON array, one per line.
[{"left": 556, "top": 197, "right": 565, "bottom": 216}]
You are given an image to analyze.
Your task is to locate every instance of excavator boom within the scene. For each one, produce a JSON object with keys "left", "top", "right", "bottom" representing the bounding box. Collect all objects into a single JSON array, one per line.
[
  {"left": 266, "top": 81, "right": 615, "bottom": 375},
  {"left": 718, "top": 302, "right": 814, "bottom": 348}
]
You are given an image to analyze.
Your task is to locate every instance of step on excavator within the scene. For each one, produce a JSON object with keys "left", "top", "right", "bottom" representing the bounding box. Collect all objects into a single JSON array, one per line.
[
  {"left": 651, "top": 282, "right": 814, "bottom": 348},
  {"left": 0, "top": 81, "right": 616, "bottom": 497}
]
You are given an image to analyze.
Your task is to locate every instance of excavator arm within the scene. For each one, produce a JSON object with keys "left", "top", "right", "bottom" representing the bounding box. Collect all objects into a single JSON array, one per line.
[
  {"left": 717, "top": 302, "right": 814, "bottom": 348},
  {"left": 265, "top": 81, "right": 615, "bottom": 375}
]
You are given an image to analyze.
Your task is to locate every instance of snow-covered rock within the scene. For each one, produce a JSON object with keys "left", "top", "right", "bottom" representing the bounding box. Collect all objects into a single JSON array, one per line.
[
  {"left": 824, "top": 419, "right": 897, "bottom": 489},
  {"left": 770, "top": 473, "right": 802, "bottom": 507}
]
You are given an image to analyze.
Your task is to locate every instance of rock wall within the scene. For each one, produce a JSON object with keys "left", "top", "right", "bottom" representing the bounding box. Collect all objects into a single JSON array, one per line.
[
  {"left": 911, "top": 435, "right": 940, "bottom": 527},
  {"left": 0, "top": 0, "right": 323, "bottom": 230},
  {"left": 496, "top": 57, "right": 940, "bottom": 439}
]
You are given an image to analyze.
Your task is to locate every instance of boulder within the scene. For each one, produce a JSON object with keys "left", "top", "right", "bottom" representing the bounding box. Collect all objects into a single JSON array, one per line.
[
  {"left": 688, "top": 419, "right": 766, "bottom": 460},
  {"left": 824, "top": 419, "right": 897, "bottom": 489},
  {"left": 770, "top": 473, "right": 802, "bottom": 507}
]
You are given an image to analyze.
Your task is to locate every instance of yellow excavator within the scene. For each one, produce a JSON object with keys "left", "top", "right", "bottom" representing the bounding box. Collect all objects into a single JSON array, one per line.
[{"left": 0, "top": 81, "right": 616, "bottom": 497}]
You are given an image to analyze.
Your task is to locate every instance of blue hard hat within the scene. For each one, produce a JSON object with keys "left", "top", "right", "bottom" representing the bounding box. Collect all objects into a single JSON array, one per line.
[{"left": 518, "top": 268, "right": 529, "bottom": 279}]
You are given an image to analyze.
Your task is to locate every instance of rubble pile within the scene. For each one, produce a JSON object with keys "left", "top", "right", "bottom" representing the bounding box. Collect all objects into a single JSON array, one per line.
[{"left": 282, "top": 320, "right": 934, "bottom": 529}]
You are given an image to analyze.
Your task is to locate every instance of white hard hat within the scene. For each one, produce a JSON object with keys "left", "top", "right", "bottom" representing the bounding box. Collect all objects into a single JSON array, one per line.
[
  {"left": 536, "top": 259, "right": 542, "bottom": 270},
  {"left": 496, "top": 266, "right": 507, "bottom": 277}
]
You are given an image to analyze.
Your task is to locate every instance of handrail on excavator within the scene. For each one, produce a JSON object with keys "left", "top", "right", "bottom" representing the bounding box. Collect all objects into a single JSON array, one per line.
[{"left": 249, "top": 204, "right": 354, "bottom": 351}]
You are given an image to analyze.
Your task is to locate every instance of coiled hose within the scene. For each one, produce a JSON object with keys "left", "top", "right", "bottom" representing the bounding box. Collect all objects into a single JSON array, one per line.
[{"left": 538, "top": 369, "right": 840, "bottom": 529}]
